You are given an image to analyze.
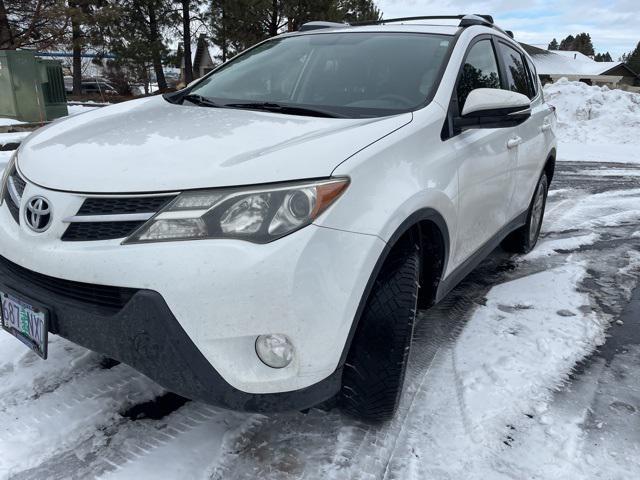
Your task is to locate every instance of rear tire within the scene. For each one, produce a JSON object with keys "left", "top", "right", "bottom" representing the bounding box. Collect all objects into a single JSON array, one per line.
[
  {"left": 502, "top": 173, "right": 549, "bottom": 254},
  {"left": 340, "top": 238, "right": 420, "bottom": 422}
]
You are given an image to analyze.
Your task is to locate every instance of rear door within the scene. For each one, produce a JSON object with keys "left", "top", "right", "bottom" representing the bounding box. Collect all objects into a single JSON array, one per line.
[
  {"left": 447, "top": 37, "right": 517, "bottom": 269},
  {"left": 496, "top": 41, "right": 552, "bottom": 219}
]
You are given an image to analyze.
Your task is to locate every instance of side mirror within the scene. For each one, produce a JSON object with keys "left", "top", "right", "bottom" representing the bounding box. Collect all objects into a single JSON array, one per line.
[{"left": 454, "top": 88, "right": 531, "bottom": 132}]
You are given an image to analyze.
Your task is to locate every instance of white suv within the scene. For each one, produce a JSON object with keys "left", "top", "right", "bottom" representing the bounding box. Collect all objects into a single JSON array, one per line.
[{"left": 0, "top": 15, "right": 556, "bottom": 421}]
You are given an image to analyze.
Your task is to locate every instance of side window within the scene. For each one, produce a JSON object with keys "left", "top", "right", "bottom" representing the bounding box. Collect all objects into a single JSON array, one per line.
[
  {"left": 524, "top": 56, "right": 539, "bottom": 98},
  {"left": 498, "top": 43, "right": 533, "bottom": 98},
  {"left": 456, "top": 39, "right": 501, "bottom": 111}
]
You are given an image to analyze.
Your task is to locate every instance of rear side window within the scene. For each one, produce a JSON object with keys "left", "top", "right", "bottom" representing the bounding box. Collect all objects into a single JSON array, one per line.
[
  {"left": 498, "top": 43, "right": 533, "bottom": 98},
  {"left": 456, "top": 39, "right": 501, "bottom": 110},
  {"left": 524, "top": 56, "right": 539, "bottom": 97}
]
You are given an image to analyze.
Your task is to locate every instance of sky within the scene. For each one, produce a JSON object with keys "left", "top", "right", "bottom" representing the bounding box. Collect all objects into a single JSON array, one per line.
[{"left": 377, "top": 0, "right": 639, "bottom": 59}]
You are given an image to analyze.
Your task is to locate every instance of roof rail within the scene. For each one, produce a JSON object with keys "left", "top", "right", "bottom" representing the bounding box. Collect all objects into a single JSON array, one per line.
[
  {"left": 299, "top": 14, "right": 515, "bottom": 39},
  {"left": 299, "top": 21, "right": 348, "bottom": 32},
  {"left": 351, "top": 14, "right": 494, "bottom": 27},
  {"left": 459, "top": 14, "right": 494, "bottom": 27}
]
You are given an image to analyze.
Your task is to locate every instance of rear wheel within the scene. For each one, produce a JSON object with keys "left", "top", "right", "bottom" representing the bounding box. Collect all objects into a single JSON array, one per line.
[
  {"left": 502, "top": 173, "right": 548, "bottom": 254},
  {"left": 340, "top": 237, "right": 420, "bottom": 422}
]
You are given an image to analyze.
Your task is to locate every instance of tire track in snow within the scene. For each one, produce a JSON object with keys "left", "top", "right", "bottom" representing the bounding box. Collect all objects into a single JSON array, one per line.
[
  {"left": 0, "top": 338, "right": 105, "bottom": 414},
  {"left": 0, "top": 363, "right": 164, "bottom": 478},
  {"left": 8, "top": 398, "right": 245, "bottom": 480},
  {"left": 204, "top": 254, "right": 523, "bottom": 480}
]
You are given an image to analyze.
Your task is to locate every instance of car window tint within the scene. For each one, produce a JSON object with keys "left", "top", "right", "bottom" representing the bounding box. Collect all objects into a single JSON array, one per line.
[
  {"left": 499, "top": 43, "right": 532, "bottom": 98},
  {"left": 525, "top": 56, "right": 538, "bottom": 97},
  {"left": 456, "top": 39, "right": 501, "bottom": 110},
  {"left": 189, "top": 33, "right": 453, "bottom": 118}
]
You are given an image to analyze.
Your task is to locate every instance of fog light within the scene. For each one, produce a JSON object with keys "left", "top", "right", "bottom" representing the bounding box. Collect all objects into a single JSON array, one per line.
[{"left": 255, "top": 334, "right": 294, "bottom": 369}]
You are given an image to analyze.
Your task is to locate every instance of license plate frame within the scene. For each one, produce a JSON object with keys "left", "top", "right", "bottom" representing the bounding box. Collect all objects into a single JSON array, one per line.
[{"left": 0, "top": 289, "right": 49, "bottom": 359}]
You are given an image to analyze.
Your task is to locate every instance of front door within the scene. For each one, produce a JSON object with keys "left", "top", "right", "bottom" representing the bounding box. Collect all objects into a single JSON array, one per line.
[
  {"left": 449, "top": 37, "right": 517, "bottom": 269},
  {"left": 496, "top": 42, "right": 554, "bottom": 217}
]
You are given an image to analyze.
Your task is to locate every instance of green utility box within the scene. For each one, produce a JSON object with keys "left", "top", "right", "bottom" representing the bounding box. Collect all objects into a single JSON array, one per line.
[{"left": 0, "top": 50, "right": 68, "bottom": 123}]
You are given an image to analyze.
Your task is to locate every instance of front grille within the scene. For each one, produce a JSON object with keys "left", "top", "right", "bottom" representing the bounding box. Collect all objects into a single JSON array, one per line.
[
  {"left": 3, "top": 169, "right": 24, "bottom": 224},
  {"left": 0, "top": 256, "right": 138, "bottom": 309},
  {"left": 4, "top": 188, "right": 19, "bottom": 223},
  {"left": 77, "top": 196, "right": 174, "bottom": 216},
  {"left": 62, "top": 194, "right": 176, "bottom": 242},
  {"left": 62, "top": 221, "right": 145, "bottom": 241},
  {"left": 11, "top": 174, "right": 26, "bottom": 198}
]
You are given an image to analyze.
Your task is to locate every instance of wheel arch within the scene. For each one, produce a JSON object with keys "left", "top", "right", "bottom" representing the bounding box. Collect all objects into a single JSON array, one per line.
[
  {"left": 544, "top": 148, "right": 556, "bottom": 183},
  {"left": 337, "top": 208, "right": 450, "bottom": 367}
]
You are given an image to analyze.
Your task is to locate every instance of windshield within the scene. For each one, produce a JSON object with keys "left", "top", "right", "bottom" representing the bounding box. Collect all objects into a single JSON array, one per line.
[{"left": 187, "top": 32, "right": 452, "bottom": 118}]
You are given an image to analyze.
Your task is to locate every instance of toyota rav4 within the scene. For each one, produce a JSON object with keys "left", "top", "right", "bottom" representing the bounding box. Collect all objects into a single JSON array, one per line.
[{"left": 0, "top": 15, "right": 556, "bottom": 421}]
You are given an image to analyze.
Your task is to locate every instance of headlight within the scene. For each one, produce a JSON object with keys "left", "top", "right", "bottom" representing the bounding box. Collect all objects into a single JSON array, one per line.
[
  {"left": 0, "top": 152, "right": 17, "bottom": 207},
  {"left": 123, "top": 178, "right": 349, "bottom": 244}
]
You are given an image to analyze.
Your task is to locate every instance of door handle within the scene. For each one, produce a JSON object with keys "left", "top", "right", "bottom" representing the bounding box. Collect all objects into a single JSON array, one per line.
[
  {"left": 507, "top": 136, "right": 522, "bottom": 149},
  {"left": 541, "top": 121, "right": 552, "bottom": 132}
]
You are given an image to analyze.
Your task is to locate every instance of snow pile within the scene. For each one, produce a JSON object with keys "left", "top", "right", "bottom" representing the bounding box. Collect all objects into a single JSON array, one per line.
[
  {"left": 544, "top": 79, "right": 640, "bottom": 163},
  {"left": 544, "top": 79, "right": 640, "bottom": 145}
]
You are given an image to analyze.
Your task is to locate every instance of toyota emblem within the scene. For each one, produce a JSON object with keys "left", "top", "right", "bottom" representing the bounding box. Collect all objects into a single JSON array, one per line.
[{"left": 24, "top": 196, "right": 52, "bottom": 233}]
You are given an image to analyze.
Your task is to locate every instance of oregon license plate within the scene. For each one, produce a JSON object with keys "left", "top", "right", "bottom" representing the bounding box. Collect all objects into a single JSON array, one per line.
[{"left": 0, "top": 290, "right": 48, "bottom": 359}]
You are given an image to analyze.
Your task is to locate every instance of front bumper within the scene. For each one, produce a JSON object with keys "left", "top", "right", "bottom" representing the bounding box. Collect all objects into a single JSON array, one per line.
[
  {"left": 0, "top": 255, "right": 341, "bottom": 412},
  {"left": 0, "top": 181, "right": 386, "bottom": 403}
]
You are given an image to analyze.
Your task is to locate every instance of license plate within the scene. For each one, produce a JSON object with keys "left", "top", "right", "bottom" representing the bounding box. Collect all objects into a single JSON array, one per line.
[{"left": 0, "top": 290, "right": 48, "bottom": 359}]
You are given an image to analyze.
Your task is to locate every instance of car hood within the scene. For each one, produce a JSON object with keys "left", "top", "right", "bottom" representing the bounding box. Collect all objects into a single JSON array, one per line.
[{"left": 17, "top": 96, "right": 412, "bottom": 193}]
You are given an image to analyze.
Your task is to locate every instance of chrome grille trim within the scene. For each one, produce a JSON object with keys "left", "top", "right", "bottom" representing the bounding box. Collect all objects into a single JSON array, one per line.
[
  {"left": 61, "top": 194, "right": 178, "bottom": 241},
  {"left": 3, "top": 168, "right": 24, "bottom": 224},
  {"left": 7, "top": 176, "right": 22, "bottom": 207},
  {"left": 63, "top": 213, "right": 155, "bottom": 223}
]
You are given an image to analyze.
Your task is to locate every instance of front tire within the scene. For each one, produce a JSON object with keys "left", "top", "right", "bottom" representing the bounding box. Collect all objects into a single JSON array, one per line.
[
  {"left": 502, "top": 173, "right": 549, "bottom": 254},
  {"left": 340, "top": 238, "right": 420, "bottom": 422}
]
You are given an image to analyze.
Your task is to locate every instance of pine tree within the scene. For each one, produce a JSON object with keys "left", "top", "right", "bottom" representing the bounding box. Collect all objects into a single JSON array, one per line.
[
  {"left": 625, "top": 41, "right": 640, "bottom": 74},
  {"left": 101, "top": 0, "right": 175, "bottom": 91},
  {"left": 209, "top": 0, "right": 382, "bottom": 62},
  {"left": 0, "top": 0, "right": 67, "bottom": 50},
  {"left": 338, "top": 0, "right": 382, "bottom": 23},
  {"left": 558, "top": 33, "right": 595, "bottom": 56},
  {"left": 0, "top": 0, "right": 13, "bottom": 48},
  {"left": 594, "top": 52, "right": 613, "bottom": 62},
  {"left": 548, "top": 38, "right": 559, "bottom": 50},
  {"left": 573, "top": 33, "right": 595, "bottom": 56},
  {"left": 67, "top": 1, "right": 109, "bottom": 95},
  {"left": 559, "top": 34, "right": 575, "bottom": 51}
]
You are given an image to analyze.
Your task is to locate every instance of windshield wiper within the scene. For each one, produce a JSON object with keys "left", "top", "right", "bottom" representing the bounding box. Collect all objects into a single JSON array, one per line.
[
  {"left": 224, "top": 102, "right": 341, "bottom": 118},
  {"left": 181, "top": 94, "right": 223, "bottom": 108}
]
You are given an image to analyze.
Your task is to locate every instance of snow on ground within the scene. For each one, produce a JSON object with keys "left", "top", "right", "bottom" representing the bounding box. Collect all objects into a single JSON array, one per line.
[
  {"left": 0, "top": 132, "right": 31, "bottom": 146},
  {"left": 0, "top": 118, "right": 24, "bottom": 127},
  {"left": 544, "top": 78, "right": 640, "bottom": 164}
]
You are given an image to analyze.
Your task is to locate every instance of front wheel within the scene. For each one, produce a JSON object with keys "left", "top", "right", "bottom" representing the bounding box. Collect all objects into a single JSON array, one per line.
[
  {"left": 502, "top": 173, "right": 549, "bottom": 254},
  {"left": 340, "top": 238, "right": 420, "bottom": 422}
]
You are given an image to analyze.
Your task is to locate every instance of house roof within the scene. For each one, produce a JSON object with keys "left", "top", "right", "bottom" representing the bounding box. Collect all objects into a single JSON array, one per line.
[
  {"left": 552, "top": 50, "right": 593, "bottom": 62},
  {"left": 183, "top": 36, "right": 221, "bottom": 72},
  {"left": 521, "top": 44, "right": 627, "bottom": 76}
]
